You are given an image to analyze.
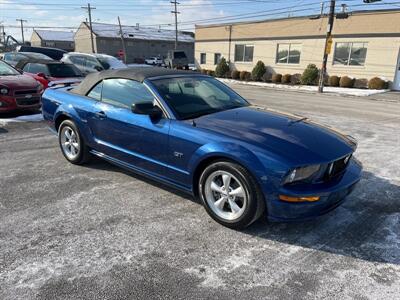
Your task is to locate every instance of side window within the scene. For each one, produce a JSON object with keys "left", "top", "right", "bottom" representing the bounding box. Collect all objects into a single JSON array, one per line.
[
  {"left": 69, "top": 56, "right": 85, "bottom": 66},
  {"left": 27, "top": 63, "right": 49, "bottom": 75},
  {"left": 101, "top": 78, "right": 154, "bottom": 109},
  {"left": 86, "top": 57, "right": 102, "bottom": 69},
  {"left": 22, "top": 63, "right": 32, "bottom": 72},
  {"left": 87, "top": 81, "right": 103, "bottom": 100}
]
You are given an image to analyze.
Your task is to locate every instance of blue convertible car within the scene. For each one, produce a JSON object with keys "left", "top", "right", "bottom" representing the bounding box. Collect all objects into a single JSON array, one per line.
[{"left": 42, "top": 67, "right": 362, "bottom": 229}]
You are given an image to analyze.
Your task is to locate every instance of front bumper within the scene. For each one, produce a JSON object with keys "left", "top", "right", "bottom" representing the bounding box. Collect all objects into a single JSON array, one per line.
[
  {"left": 0, "top": 95, "right": 41, "bottom": 112},
  {"left": 266, "top": 158, "right": 362, "bottom": 222}
]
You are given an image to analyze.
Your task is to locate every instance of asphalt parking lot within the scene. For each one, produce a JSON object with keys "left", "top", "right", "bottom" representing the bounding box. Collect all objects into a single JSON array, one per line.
[{"left": 0, "top": 86, "right": 399, "bottom": 299}]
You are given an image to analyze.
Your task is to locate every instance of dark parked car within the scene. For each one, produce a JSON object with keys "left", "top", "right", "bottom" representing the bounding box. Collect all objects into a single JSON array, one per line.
[
  {"left": 41, "top": 67, "right": 362, "bottom": 229},
  {"left": 164, "top": 50, "right": 189, "bottom": 69},
  {"left": 2, "top": 52, "right": 53, "bottom": 66},
  {"left": 16, "top": 59, "right": 83, "bottom": 89},
  {"left": 0, "top": 60, "right": 43, "bottom": 113},
  {"left": 17, "top": 45, "right": 67, "bottom": 60}
]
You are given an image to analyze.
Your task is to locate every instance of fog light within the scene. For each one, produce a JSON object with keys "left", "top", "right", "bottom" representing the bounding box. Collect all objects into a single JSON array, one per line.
[{"left": 279, "top": 195, "right": 320, "bottom": 202}]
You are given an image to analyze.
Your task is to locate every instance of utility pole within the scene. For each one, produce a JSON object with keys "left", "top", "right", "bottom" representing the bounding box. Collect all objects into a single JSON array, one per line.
[
  {"left": 170, "top": 0, "right": 180, "bottom": 49},
  {"left": 81, "top": 3, "right": 96, "bottom": 53},
  {"left": 318, "top": 0, "right": 335, "bottom": 93},
  {"left": 118, "top": 16, "right": 127, "bottom": 64},
  {"left": 16, "top": 19, "right": 27, "bottom": 44},
  {"left": 0, "top": 23, "right": 5, "bottom": 45},
  {"left": 226, "top": 25, "right": 232, "bottom": 63}
]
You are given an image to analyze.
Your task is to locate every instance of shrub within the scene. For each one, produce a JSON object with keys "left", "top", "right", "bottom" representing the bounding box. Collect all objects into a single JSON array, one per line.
[
  {"left": 206, "top": 70, "right": 215, "bottom": 76},
  {"left": 290, "top": 73, "right": 301, "bottom": 85},
  {"left": 339, "top": 76, "right": 355, "bottom": 88},
  {"left": 215, "top": 58, "right": 230, "bottom": 78},
  {"left": 301, "top": 64, "right": 319, "bottom": 85},
  {"left": 354, "top": 78, "right": 368, "bottom": 89},
  {"left": 262, "top": 71, "right": 272, "bottom": 82},
  {"left": 251, "top": 60, "right": 266, "bottom": 81},
  {"left": 271, "top": 73, "right": 282, "bottom": 83},
  {"left": 328, "top": 75, "right": 340, "bottom": 87},
  {"left": 368, "top": 77, "right": 386, "bottom": 89},
  {"left": 281, "top": 74, "right": 291, "bottom": 84},
  {"left": 231, "top": 70, "right": 240, "bottom": 80},
  {"left": 239, "top": 71, "right": 251, "bottom": 81}
]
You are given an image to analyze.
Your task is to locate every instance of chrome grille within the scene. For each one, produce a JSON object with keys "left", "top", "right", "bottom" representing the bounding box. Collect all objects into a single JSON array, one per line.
[{"left": 325, "top": 155, "right": 351, "bottom": 180}]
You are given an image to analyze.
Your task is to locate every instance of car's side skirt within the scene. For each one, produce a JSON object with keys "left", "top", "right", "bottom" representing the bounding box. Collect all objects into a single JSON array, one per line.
[{"left": 89, "top": 149, "right": 193, "bottom": 195}]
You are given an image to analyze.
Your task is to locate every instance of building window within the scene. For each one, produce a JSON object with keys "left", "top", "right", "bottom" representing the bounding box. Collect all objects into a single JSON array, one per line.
[
  {"left": 333, "top": 42, "right": 367, "bottom": 66},
  {"left": 200, "top": 53, "right": 206, "bottom": 64},
  {"left": 276, "top": 43, "right": 301, "bottom": 64},
  {"left": 234, "top": 44, "right": 253, "bottom": 62},
  {"left": 214, "top": 53, "right": 221, "bottom": 65},
  {"left": 100, "top": 40, "right": 106, "bottom": 45},
  {"left": 45, "top": 41, "right": 55, "bottom": 47},
  {"left": 127, "top": 41, "right": 134, "bottom": 46}
]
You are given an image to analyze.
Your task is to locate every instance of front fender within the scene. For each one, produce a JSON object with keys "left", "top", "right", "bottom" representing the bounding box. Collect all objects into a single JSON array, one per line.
[{"left": 188, "top": 142, "right": 268, "bottom": 190}]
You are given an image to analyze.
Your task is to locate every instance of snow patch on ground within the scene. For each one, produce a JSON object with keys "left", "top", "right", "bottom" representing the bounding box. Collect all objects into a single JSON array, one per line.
[
  {"left": 0, "top": 114, "right": 43, "bottom": 125},
  {"left": 218, "top": 78, "right": 390, "bottom": 97}
]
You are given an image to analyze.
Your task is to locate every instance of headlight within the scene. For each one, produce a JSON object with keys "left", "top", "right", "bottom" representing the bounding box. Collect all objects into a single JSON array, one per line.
[
  {"left": 283, "top": 165, "right": 321, "bottom": 184},
  {"left": 0, "top": 87, "right": 9, "bottom": 95},
  {"left": 37, "top": 83, "right": 44, "bottom": 93}
]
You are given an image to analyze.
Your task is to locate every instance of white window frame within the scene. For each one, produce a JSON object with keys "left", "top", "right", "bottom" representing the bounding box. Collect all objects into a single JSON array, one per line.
[
  {"left": 200, "top": 53, "right": 206, "bottom": 64},
  {"left": 234, "top": 44, "right": 254, "bottom": 63},
  {"left": 275, "top": 43, "right": 302, "bottom": 65},
  {"left": 332, "top": 42, "right": 368, "bottom": 67}
]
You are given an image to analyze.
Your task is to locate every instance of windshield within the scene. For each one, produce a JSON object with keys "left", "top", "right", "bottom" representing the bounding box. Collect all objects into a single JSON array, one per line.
[
  {"left": 47, "top": 64, "right": 83, "bottom": 77},
  {"left": 173, "top": 51, "right": 187, "bottom": 59},
  {"left": 21, "top": 52, "right": 52, "bottom": 60},
  {"left": 0, "top": 61, "right": 20, "bottom": 76},
  {"left": 151, "top": 76, "right": 249, "bottom": 120},
  {"left": 97, "top": 56, "right": 127, "bottom": 70}
]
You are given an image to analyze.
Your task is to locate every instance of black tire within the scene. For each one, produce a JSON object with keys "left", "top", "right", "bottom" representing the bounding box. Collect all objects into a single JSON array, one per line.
[
  {"left": 58, "top": 119, "right": 90, "bottom": 165},
  {"left": 198, "top": 160, "right": 265, "bottom": 229}
]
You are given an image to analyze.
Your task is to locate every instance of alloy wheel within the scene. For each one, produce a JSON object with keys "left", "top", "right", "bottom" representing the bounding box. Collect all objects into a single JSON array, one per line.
[
  {"left": 60, "top": 126, "right": 80, "bottom": 160},
  {"left": 204, "top": 170, "right": 247, "bottom": 221}
]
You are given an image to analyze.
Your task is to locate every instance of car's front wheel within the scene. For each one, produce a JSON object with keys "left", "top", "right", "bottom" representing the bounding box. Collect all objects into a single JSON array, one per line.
[
  {"left": 58, "top": 119, "right": 90, "bottom": 165},
  {"left": 199, "top": 161, "right": 265, "bottom": 229}
]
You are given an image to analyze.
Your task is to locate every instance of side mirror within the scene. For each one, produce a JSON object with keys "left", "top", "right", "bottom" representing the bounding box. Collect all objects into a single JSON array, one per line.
[
  {"left": 131, "top": 102, "right": 163, "bottom": 119},
  {"left": 94, "top": 65, "right": 104, "bottom": 72}
]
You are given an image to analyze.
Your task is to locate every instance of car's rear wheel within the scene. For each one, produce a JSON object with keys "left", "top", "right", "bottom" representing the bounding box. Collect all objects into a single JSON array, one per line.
[
  {"left": 199, "top": 161, "right": 265, "bottom": 229},
  {"left": 58, "top": 119, "right": 90, "bottom": 165}
]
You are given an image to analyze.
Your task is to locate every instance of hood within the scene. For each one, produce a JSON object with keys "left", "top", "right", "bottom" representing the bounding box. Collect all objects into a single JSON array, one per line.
[
  {"left": 0, "top": 74, "right": 39, "bottom": 90},
  {"left": 194, "top": 106, "right": 356, "bottom": 166}
]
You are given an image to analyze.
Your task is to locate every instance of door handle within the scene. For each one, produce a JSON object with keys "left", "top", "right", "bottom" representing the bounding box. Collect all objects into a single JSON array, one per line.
[{"left": 95, "top": 111, "right": 107, "bottom": 119}]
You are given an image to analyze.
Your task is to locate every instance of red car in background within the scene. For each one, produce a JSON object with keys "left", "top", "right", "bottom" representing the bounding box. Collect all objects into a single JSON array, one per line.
[
  {"left": 15, "top": 59, "right": 84, "bottom": 89},
  {"left": 0, "top": 60, "right": 43, "bottom": 113}
]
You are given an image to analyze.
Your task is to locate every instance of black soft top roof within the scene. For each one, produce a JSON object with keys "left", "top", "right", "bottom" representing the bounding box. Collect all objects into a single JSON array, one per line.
[{"left": 71, "top": 67, "right": 197, "bottom": 96}]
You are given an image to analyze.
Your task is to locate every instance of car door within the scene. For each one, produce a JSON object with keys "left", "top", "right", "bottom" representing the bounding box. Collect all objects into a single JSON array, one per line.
[{"left": 88, "top": 78, "right": 171, "bottom": 177}]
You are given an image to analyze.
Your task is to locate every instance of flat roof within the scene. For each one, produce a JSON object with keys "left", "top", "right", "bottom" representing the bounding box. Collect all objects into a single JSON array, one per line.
[{"left": 195, "top": 8, "right": 400, "bottom": 28}]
